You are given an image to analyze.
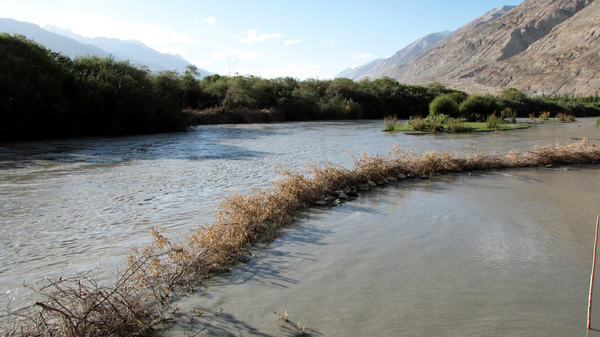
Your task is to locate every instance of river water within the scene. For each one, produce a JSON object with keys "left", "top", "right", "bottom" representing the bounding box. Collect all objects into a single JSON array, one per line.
[{"left": 1, "top": 119, "right": 600, "bottom": 336}]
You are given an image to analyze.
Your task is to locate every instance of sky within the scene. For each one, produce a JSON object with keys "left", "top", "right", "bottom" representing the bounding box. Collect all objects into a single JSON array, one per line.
[{"left": 3, "top": 0, "right": 524, "bottom": 79}]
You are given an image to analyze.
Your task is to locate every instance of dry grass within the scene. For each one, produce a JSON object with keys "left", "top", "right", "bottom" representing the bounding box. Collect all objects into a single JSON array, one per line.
[{"left": 4, "top": 139, "right": 600, "bottom": 337}]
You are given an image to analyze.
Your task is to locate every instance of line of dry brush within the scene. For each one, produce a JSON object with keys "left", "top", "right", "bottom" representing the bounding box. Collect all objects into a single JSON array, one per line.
[{"left": 4, "top": 140, "right": 600, "bottom": 337}]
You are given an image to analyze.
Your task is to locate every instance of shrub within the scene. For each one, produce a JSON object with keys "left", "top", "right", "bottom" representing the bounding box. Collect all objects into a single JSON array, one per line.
[
  {"left": 409, "top": 116, "right": 426, "bottom": 131},
  {"left": 383, "top": 115, "right": 398, "bottom": 131},
  {"left": 596, "top": 116, "right": 600, "bottom": 127},
  {"left": 529, "top": 112, "right": 536, "bottom": 121},
  {"left": 429, "top": 119, "right": 443, "bottom": 132},
  {"left": 556, "top": 112, "right": 576, "bottom": 122},
  {"left": 446, "top": 121, "right": 471, "bottom": 132},
  {"left": 486, "top": 112, "right": 503, "bottom": 129},
  {"left": 429, "top": 94, "right": 460, "bottom": 117},
  {"left": 501, "top": 107, "right": 517, "bottom": 123},
  {"left": 539, "top": 111, "right": 551, "bottom": 121},
  {"left": 459, "top": 94, "right": 504, "bottom": 118}
]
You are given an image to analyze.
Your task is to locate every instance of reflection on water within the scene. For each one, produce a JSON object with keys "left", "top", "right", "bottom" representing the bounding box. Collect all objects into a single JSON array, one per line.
[{"left": 1, "top": 119, "right": 600, "bottom": 336}]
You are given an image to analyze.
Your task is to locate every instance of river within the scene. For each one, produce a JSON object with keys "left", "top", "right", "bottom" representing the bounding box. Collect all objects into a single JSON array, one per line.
[{"left": 1, "top": 119, "right": 599, "bottom": 336}]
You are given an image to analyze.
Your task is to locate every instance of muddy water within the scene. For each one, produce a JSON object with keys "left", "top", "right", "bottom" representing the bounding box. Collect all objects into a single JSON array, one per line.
[{"left": 1, "top": 119, "right": 600, "bottom": 335}]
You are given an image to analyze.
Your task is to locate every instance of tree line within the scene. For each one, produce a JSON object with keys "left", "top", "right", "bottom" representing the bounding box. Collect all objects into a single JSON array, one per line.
[{"left": 2, "top": 33, "right": 599, "bottom": 141}]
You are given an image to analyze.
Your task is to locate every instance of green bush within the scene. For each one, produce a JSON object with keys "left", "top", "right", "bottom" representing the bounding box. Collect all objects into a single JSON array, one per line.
[
  {"left": 459, "top": 94, "right": 504, "bottom": 119},
  {"left": 429, "top": 94, "right": 460, "bottom": 117}
]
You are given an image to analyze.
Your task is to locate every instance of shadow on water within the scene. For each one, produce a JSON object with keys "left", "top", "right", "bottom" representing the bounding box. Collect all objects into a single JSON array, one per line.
[{"left": 0, "top": 125, "right": 280, "bottom": 168}]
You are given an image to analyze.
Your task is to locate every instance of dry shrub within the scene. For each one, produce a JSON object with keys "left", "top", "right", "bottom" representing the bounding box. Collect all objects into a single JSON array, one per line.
[
  {"left": 130, "top": 139, "right": 600, "bottom": 296},
  {"left": 4, "top": 259, "right": 169, "bottom": 337}
]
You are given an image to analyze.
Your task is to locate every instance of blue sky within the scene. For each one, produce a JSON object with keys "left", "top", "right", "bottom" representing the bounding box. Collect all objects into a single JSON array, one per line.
[{"left": 4, "top": 0, "right": 524, "bottom": 79}]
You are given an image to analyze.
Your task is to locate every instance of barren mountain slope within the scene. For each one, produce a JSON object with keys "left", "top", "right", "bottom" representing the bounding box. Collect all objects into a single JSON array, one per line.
[
  {"left": 381, "top": 0, "right": 594, "bottom": 90},
  {"left": 354, "top": 31, "right": 451, "bottom": 80},
  {"left": 475, "top": 0, "right": 600, "bottom": 95}
]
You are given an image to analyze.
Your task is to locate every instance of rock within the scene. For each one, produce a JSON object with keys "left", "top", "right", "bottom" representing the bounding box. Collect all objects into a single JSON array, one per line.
[
  {"left": 347, "top": 190, "right": 359, "bottom": 197},
  {"left": 386, "top": 176, "right": 397, "bottom": 181},
  {"left": 367, "top": 180, "right": 377, "bottom": 187},
  {"left": 397, "top": 173, "right": 407, "bottom": 179},
  {"left": 419, "top": 175, "right": 429, "bottom": 179},
  {"left": 376, "top": 178, "right": 389, "bottom": 186},
  {"left": 358, "top": 184, "right": 371, "bottom": 191},
  {"left": 315, "top": 200, "right": 330, "bottom": 206},
  {"left": 343, "top": 186, "right": 352, "bottom": 193},
  {"left": 545, "top": 164, "right": 555, "bottom": 168},
  {"left": 338, "top": 192, "right": 349, "bottom": 199}
]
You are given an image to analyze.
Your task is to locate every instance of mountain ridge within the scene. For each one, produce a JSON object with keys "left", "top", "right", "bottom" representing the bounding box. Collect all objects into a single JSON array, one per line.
[{"left": 0, "top": 18, "right": 213, "bottom": 76}]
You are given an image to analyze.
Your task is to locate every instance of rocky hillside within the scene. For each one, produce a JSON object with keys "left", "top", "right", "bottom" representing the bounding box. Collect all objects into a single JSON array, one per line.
[
  {"left": 474, "top": 0, "right": 600, "bottom": 95},
  {"left": 378, "top": 0, "right": 598, "bottom": 95},
  {"left": 336, "top": 31, "right": 451, "bottom": 80}
]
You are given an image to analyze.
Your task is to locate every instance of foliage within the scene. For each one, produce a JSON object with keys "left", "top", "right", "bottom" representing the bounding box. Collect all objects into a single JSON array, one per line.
[
  {"left": 486, "top": 112, "right": 503, "bottom": 129},
  {"left": 459, "top": 94, "right": 504, "bottom": 119},
  {"left": 539, "top": 111, "right": 551, "bottom": 121},
  {"left": 446, "top": 121, "right": 472, "bottom": 132},
  {"left": 555, "top": 112, "right": 576, "bottom": 122},
  {"left": 429, "top": 94, "right": 460, "bottom": 117},
  {"left": 499, "top": 88, "right": 528, "bottom": 102},
  {"left": 501, "top": 107, "right": 517, "bottom": 123},
  {"left": 409, "top": 116, "right": 426, "bottom": 131},
  {"left": 383, "top": 115, "right": 398, "bottom": 131},
  {"left": 597, "top": 116, "right": 600, "bottom": 128},
  {"left": 0, "top": 33, "right": 190, "bottom": 141}
]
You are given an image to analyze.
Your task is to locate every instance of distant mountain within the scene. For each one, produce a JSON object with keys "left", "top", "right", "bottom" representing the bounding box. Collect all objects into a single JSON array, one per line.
[
  {"left": 0, "top": 18, "right": 111, "bottom": 59},
  {"left": 0, "top": 18, "right": 213, "bottom": 77},
  {"left": 376, "top": 0, "right": 599, "bottom": 95},
  {"left": 336, "top": 31, "right": 451, "bottom": 80},
  {"left": 335, "top": 58, "right": 384, "bottom": 80}
]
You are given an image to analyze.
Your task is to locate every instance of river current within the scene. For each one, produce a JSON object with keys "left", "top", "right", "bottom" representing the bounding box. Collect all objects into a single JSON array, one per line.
[{"left": 1, "top": 119, "right": 599, "bottom": 336}]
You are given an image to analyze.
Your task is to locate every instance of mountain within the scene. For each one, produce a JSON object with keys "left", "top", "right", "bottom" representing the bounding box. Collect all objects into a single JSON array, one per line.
[
  {"left": 0, "top": 18, "right": 213, "bottom": 77},
  {"left": 473, "top": 0, "right": 600, "bottom": 95},
  {"left": 335, "top": 31, "right": 451, "bottom": 80},
  {"left": 0, "top": 18, "right": 111, "bottom": 59},
  {"left": 376, "top": 0, "right": 598, "bottom": 95},
  {"left": 43, "top": 25, "right": 212, "bottom": 76}
]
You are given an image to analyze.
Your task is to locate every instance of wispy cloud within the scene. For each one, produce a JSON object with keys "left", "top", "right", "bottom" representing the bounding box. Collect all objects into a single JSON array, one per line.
[
  {"left": 239, "top": 30, "right": 283, "bottom": 43},
  {"left": 352, "top": 53, "right": 375, "bottom": 59},
  {"left": 284, "top": 39, "right": 301, "bottom": 45},
  {"left": 322, "top": 40, "right": 336, "bottom": 48},
  {"left": 211, "top": 49, "right": 264, "bottom": 60},
  {"left": 204, "top": 17, "right": 217, "bottom": 26}
]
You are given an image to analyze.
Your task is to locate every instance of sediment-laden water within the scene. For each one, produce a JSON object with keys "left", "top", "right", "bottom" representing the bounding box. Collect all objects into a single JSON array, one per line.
[{"left": 1, "top": 119, "right": 599, "bottom": 336}]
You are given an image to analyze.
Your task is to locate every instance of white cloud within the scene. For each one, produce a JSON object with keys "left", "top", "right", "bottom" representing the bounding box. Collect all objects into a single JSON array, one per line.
[
  {"left": 239, "top": 30, "right": 283, "bottom": 43},
  {"left": 211, "top": 49, "right": 264, "bottom": 60},
  {"left": 322, "top": 40, "right": 336, "bottom": 48},
  {"left": 204, "top": 17, "right": 217, "bottom": 26},
  {"left": 284, "top": 39, "right": 302, "bottom": 45},
  {"left": 260, "top": 63, "right": 322, "bottom": 79},
  {"left": 352, "top": 53, "right": 375, "bottom": 59},
  {"left": 37, "top": 10, "right": 193, "bottom": 47},
  {"left": 194, "top": 60, "right": 213, "bottom": 66}
]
